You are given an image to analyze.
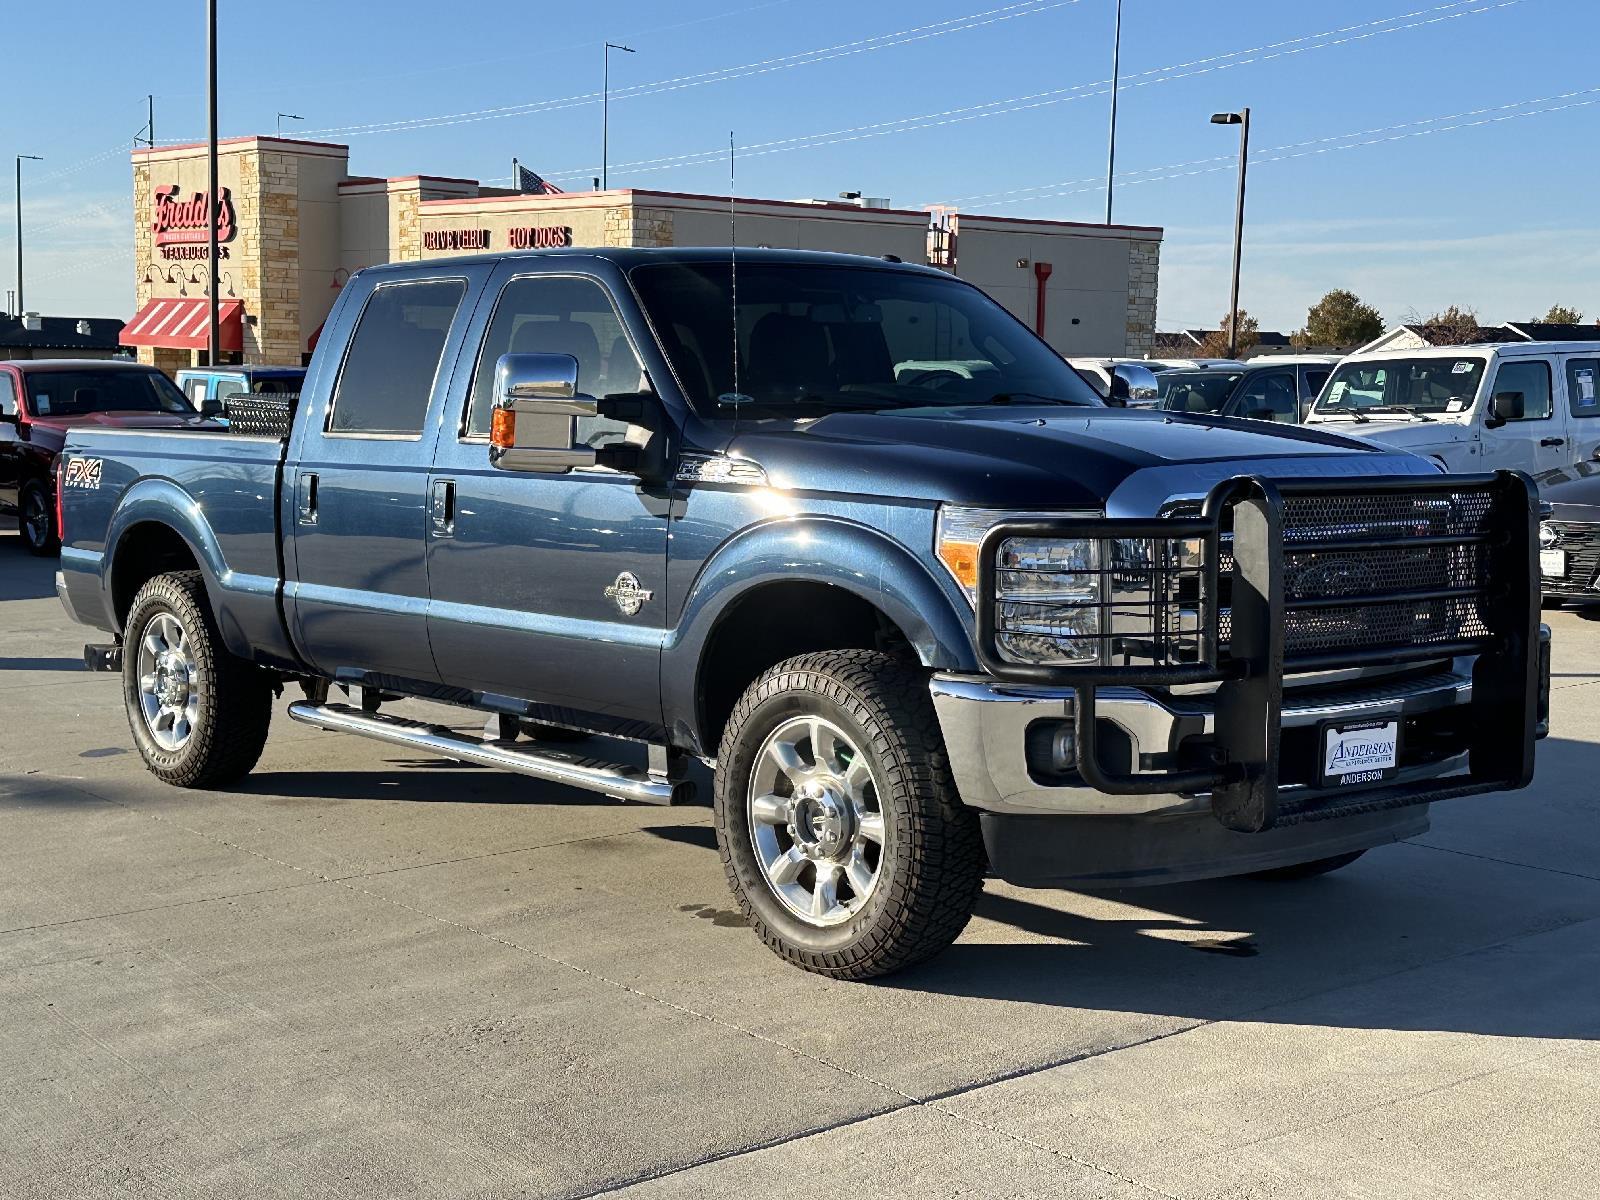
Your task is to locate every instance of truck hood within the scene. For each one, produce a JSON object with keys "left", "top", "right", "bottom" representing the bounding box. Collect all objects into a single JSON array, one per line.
[
  {"left": 1304, "top": 416, "right": 1475, "bottom": 450},
  {"left": 23, "top": 410, "right": 214, "bottom": 452},
  {"left": 720, "top": 404, "right": 1435, "bottom": 509}
]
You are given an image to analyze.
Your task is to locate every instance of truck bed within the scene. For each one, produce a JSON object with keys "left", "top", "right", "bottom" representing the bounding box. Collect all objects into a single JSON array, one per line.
[{"left": 56, "top": 426, "right": 295, "bottom": 666}]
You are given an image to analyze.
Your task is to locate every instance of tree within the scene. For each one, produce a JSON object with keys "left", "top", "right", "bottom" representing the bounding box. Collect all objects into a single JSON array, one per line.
[
  {"left": 1538, "top": 304, "right": 1584, "bottom": 325},
  {"left": 1415, "top": 305, "right": 1483, "bottom": 347},
  {"left": 1197, "top": 310, "right": 1260, "bottom": 358},
  {"left": 1295, "top": 289, "right": 1383, "bottom": 349}
]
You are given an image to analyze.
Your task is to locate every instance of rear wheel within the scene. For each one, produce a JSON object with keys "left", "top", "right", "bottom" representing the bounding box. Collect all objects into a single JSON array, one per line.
[
  {"left": 122, "top": 571, "right": 273, "bottom": 788},
  {"left": 1247, "top": 850, "right": 1366, "bottom": 881},
  {"left": 714, "top": 650, "right": 984, "bottom": 980},
  {"left": 18, "top": 481, "right": 57, "bottom": 556}
]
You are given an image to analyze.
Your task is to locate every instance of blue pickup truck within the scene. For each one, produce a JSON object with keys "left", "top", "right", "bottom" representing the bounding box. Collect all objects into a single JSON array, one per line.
[{"left": 54, "top": 248, "right": 1550, "bottom": 978}]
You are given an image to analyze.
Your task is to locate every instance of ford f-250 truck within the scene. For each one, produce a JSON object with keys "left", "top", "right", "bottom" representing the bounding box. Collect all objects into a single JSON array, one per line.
[{"left": 55, "top": 248, "right": 1551, "bottom": 979}]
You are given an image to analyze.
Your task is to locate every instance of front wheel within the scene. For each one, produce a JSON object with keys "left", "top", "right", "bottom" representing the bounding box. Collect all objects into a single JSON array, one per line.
[
  {"left": 18, "top": 481, "right": 57, "bottom": 556},
  {"left": 122, "top": 571, "right": 273, "bottom": 788},
  {"left": 714, "top": 650, "right": 984, "bottom": 980}
]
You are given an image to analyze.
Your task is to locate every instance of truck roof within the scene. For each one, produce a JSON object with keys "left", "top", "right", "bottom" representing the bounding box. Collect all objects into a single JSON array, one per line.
[
  {"left": 1342, "top": 340, "right": 1600, "bottom": 362},
  {"left": 351, "top": 245, "right": 949, "bottom": 281},
  {"left": 3, "top": 358, "right": 160, "bottom": 374}
]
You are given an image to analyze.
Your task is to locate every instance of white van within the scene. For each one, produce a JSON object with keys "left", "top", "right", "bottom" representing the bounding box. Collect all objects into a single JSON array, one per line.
[{"left": 1304, "top": 341, "right": 1600, "bottom": 477}]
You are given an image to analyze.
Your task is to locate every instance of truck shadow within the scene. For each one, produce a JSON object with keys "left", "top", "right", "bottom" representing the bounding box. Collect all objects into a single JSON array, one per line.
[{"left": 0, "top": 533, "right": 58, "bottom": 601}]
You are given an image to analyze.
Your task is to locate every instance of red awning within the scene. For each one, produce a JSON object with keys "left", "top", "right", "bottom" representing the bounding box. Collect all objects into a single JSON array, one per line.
[{"left": 121, "top": 297, "right": 243, "bottom": 351}]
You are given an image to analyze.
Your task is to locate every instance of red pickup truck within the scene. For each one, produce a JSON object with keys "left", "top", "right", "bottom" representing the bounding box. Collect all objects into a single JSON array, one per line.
[{"left": 0, "top": 360, "right": 210, "bottom": 554}]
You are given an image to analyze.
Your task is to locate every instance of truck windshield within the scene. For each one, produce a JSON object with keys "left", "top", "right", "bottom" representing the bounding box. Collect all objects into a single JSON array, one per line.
[
  {"left": 1312, "top": 357, "right": 1486, "bottom": 418},
  {"left": 28, "top": 369, "right": 194, "bottom": 417},
  {"left": 1157, "top": 370, "right": 1243, "bottom": 414},
  {"left": 629, "top": 261, "right": 1102, "bottom": 416}
]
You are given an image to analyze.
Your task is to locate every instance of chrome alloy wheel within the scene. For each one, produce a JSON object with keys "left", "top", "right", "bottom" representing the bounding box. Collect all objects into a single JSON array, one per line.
[
  {"left": 136, "top": 612, "right": 200, "bottom": 752},
  {"left": 748, "top": 715, "right": 886, "bottom": 926}
]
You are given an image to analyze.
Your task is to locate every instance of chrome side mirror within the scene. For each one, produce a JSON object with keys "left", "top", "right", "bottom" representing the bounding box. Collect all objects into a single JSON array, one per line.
[
  {"left": 1111, "top": 362, "right": 1160, "bottom": 405},
  {"left": 490, "top": 352, "right": 597, "bottom": 473}
]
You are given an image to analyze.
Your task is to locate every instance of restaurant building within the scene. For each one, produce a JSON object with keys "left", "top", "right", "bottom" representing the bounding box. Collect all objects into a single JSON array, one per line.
[{"left": 126, "top": 136, "right": 1161, "bottom": 371}]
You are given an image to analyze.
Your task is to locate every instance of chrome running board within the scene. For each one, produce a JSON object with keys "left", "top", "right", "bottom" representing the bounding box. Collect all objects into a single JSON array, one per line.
[{"left": 286, "top": 702, "right": 688, "bottom": 805}]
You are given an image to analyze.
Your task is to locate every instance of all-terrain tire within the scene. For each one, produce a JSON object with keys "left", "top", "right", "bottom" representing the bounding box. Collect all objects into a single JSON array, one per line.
[
  {"left": 1247, "top": 849, "right": 1366, "bottom": 881},
  {"left": 715, "top": 649, "right": 985, "bottom": 980},
  {"left": 18, "top": 481, "right": 57, "bottom": 556},
  {"left": 122, "top": 571, "right": 273, "bottom": 788}
]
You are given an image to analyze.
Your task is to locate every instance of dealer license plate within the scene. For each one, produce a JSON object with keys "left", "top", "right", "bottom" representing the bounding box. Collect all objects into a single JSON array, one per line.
[
  {"left": 1321, "top": 719, "right": 1400, "bottom": 788},
  {"left": 1540, "top": 548, "right": 1568, "bottom": 578}
]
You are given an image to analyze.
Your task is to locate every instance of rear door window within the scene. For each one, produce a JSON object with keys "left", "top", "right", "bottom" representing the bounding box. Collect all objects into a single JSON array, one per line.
[
  {"left": 1566, "top": 359, "right": 1600, "bottom": 417},
  {"left": 328, "top": 278, "right": 467, "bottom": 437}
]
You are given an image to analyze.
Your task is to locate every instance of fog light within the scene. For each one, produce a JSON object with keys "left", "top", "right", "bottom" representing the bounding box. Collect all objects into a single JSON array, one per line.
[{"left": 1025, "top": 719, "right": 1078, "bottom": 779}]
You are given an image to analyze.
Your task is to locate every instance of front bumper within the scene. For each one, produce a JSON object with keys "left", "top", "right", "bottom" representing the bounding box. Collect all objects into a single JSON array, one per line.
[{"left": 931, "top": 664, "right": 1494, "bottom": 819}]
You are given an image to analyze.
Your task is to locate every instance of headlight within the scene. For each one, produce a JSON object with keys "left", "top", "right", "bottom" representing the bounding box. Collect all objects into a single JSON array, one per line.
[
  {"left": 934, "top": 506, "right": 1099, "bottom": 604},
  {"left": 938, "top": 505, "right": 1212, "bottom": 671}
]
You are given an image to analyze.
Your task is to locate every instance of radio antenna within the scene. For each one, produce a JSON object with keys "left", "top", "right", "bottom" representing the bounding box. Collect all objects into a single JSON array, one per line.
[{"left": 728, "top": 130, "right": 743, "bottom": 414}]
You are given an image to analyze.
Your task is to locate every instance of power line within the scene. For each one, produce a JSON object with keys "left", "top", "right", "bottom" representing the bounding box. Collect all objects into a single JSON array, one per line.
[
  {"left": 534, "top": 0, "right": 1531, "bottom": 183},
  {"left": 978, "top": 88, "right": 1600, "bottom": 208},
  {"left": 300, "top": 0, "right": 1081, "bottom": 138}
]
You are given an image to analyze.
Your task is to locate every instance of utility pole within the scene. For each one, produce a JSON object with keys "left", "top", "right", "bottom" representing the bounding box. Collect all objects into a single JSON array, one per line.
[
  {"left": 207, "top": 0, "right": 220, "bottom": 366},
  {"left": 1104, "top": 0, "right": 1122, "bottom": 224},
  {"left": 15, "top": 155, "right": 43, "bottom": 315},
  {"left": 602, "top": 42, "right": 635, "bottom": 189},
  {"left": 1211, "top": 107, "right": 1250, "bottom": 359}
]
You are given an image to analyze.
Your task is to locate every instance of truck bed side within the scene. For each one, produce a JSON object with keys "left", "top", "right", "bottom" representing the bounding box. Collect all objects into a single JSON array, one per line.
[{"left": 57, "top": 428, "right": 300, "bottom": 669}]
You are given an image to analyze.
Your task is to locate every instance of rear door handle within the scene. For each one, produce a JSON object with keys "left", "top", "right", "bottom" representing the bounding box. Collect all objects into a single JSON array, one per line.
[
  {"left": 430, "top": 478, "right": 456, "bottom": 538},
  {"left": 298, "top": 472, "right": 319, "bottom": 525},
  {"left": 1541, "top": 437, "right": 1566, "bottom": 448}
]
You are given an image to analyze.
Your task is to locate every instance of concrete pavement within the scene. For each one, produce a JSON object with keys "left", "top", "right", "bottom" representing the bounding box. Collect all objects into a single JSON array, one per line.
[{"left": 2, "top": 528, "right": 1596, "bottom": 1199}]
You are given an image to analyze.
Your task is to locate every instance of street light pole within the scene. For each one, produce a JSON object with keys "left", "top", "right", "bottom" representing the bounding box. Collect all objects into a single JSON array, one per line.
[
  {"left": 602, "top": 42, "right": 635, "bottom": 190},
  {"left": 15, "top": 155, "right": 43, "bottom": 316},
  {"left": 207, "top": 0, "right": 220, "bottom": 366},
  {"left": 277, "top": 112, "right": 304, "bottom": 137},
  {"left": 1104, "top": 0, "right": 1122, "bottom": 225},
  {"left": 1211, "top": 107, "right": 1250, "bottom": 359}
]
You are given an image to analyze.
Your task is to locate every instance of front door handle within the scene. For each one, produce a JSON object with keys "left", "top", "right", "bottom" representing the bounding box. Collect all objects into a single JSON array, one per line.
[
  {"left": 1541, "top": 437, "right": 1567, "bottom": 448},
  {"left": 298, "top": 472, "right": 318, "bottom": 525},
  {"left": 430, "top": 478, "right": 456, "bottom": 538}
]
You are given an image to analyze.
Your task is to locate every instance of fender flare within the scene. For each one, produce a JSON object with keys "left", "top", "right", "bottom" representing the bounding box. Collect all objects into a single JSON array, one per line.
[
  {"left": 102, "top": 479, "right": 280, "bottom": 662},
  {"left": 661, "top": 515, "right": 978, "bottom": 749}
]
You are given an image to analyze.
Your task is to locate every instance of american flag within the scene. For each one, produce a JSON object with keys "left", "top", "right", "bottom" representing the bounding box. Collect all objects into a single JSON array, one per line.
[{"left": 515, "top": 162, "right": 564, "bottom": 195}]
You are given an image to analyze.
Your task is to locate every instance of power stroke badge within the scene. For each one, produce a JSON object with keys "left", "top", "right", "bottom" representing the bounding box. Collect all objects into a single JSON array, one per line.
[{"left": 604, "top": 572, "right": 654, "bottom": 617}]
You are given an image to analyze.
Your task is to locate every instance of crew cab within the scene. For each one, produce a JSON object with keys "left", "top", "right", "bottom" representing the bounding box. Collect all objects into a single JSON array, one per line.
[
  {"left": 1304, "top": 342, "right": 1600, "bottom": 477},
  {"left": 54, "top": 249, "right": 1550, "bottom": 979},
  {"left": 0, "top": 359, "right": 210, "bottom": 555},
  {"left": 1159, "top": 356, "right": 1340, "bottom": 425}
]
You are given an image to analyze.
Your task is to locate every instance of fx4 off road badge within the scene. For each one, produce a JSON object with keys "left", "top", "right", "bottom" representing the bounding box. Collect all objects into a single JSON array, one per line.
[
  {"left": 63, "top": 457, "right": 103, "bottom": 489},
  {"left": 604, "top": 571, "right": 653, "bottom": 617}
]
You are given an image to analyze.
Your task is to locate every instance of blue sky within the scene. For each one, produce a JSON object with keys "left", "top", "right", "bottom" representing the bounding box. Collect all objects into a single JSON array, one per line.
[{"left": 5, "top": 0, "right": 1596, "bottom": 332}]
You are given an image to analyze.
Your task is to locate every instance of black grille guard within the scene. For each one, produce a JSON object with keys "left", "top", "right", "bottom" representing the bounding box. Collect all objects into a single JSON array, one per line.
[{"left": 974, "top": 471, "right": 1544, "bottom": 832}]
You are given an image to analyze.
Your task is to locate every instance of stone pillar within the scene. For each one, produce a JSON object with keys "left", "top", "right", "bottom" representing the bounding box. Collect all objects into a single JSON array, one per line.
[{"left": 1124, "top": 239, "right": 1161, "bottom": 357}]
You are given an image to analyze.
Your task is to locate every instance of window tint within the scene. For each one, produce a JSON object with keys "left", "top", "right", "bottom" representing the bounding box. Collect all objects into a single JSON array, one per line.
[
  {"left": 1233, "top": 370, "right": 1298, "bottom": 422},
  {"left": 1302, "top": 368, "right": 1330, "bottom": 398},
  {"left": 1493, "top": 360, "right": 1553, "bottom": 421},
  {"left": 1157, "top": 371, "right": 1243, "bottom": 414},
  {"left": 466, "top": 275, "right": 643, "bottom": 443},
  {"left": 26, "top": 369, "right": 193, "bottom": 416},
  {"left": 329, "top": 279, "right": 466, "bottom": 436},
  {"left": 0, "top": 373, "right": 16, "bottom": 415},
  {"left": 1566, "top": 359, "right": 1600, "bottom": 418}
]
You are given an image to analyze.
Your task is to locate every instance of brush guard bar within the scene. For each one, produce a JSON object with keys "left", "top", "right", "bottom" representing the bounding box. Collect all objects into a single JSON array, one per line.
[{"left": 973, "top": 472, "right": 1544, "bottom": 832}]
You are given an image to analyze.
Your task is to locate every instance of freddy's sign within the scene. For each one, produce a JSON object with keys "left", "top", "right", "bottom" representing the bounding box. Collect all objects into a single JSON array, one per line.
[{"left": 152, "top": 186, "right": 237, "bottom": 246}]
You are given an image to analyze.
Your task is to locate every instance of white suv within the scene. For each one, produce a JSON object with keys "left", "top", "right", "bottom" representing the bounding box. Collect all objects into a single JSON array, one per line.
[{"left": 1304, "top": 341, "right": 1600, "bottom": 478}]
